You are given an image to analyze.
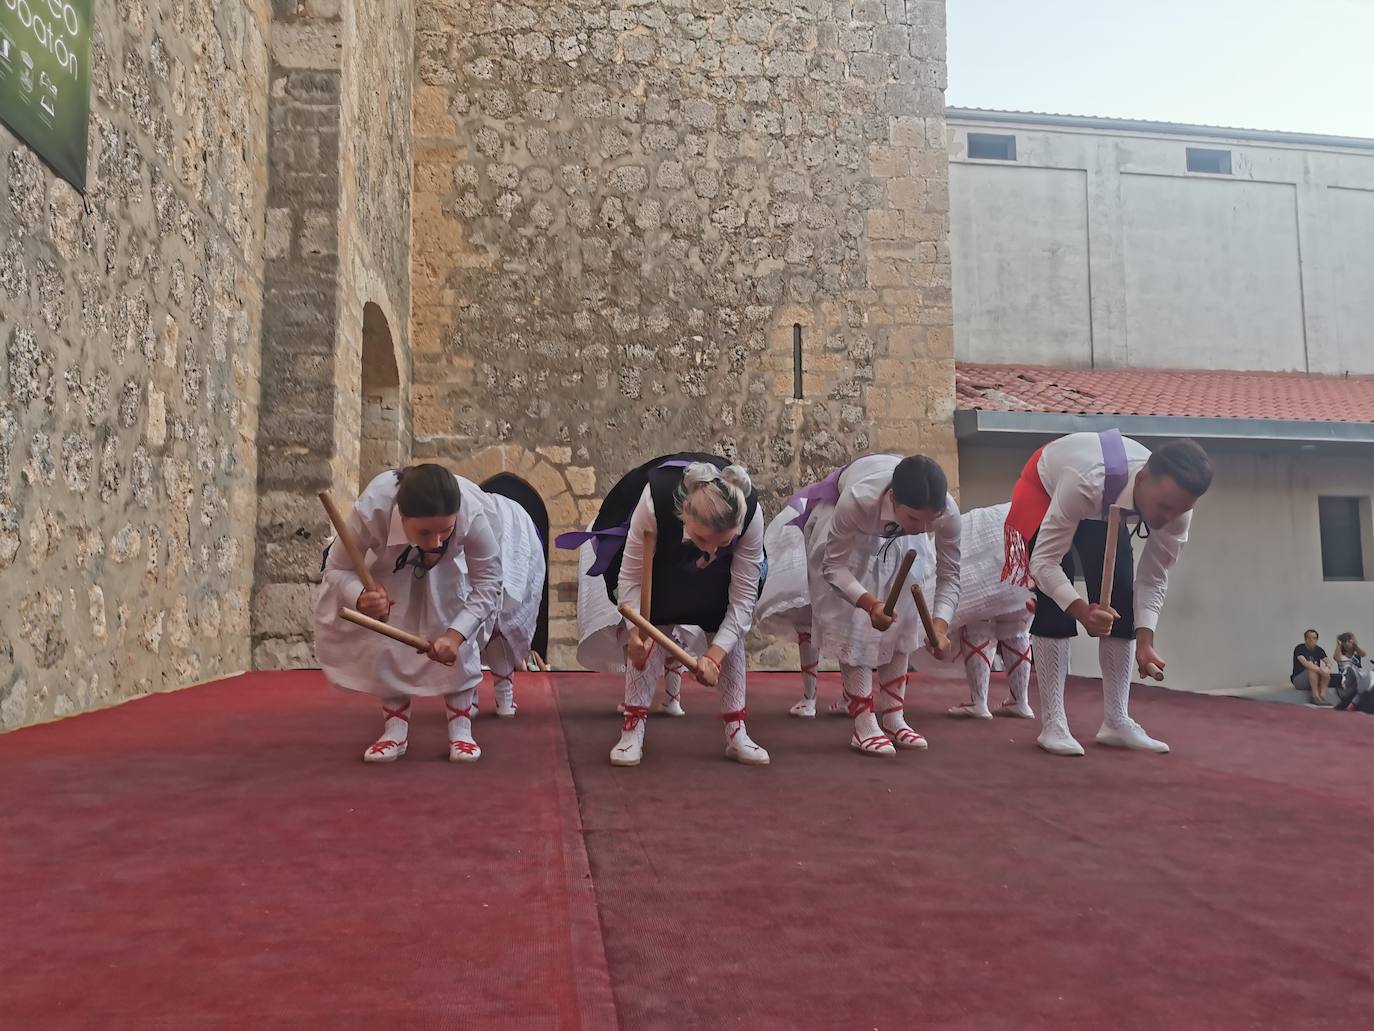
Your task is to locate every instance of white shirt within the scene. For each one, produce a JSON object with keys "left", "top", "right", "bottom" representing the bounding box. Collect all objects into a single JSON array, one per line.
[
  {"left": 618, "top": 485, "right": 765, "bottom": 654},
  {"left": 821, "top": 454, "right": 963, "bottom": 623},
  {"left": 1031, "top": 433, "right": 1191, "bottom": 633},
  {"left": 322, "top": 470, "right": 503, "bottom": 642}
]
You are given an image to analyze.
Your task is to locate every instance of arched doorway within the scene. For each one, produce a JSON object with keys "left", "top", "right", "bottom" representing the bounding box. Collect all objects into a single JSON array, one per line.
[
  {"left": 481, "top": 473, "right": 551, "bottom": 659},
  {"left": 360, "top": 302, "right": 402, "bottom": 492}
]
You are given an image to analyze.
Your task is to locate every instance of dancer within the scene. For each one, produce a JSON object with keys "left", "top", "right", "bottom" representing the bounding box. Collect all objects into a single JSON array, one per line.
[
  {"left": 313, "top": 464, "right": 503, "bottom": 763},
  {"left": 1002, "top": 431, "right": 1212, "bottom": 756},
  {"left": 920, "top": 503, "right": 1035, "bottom": 720},
  {"left": 558, "top": 453, "right": 769, "bottom": 766},
  {"left": 756, "top": 454, "right": 961, "bottom": 755},
  {"left": 472, "top": 490, "right": 545, "bottom": 719}
]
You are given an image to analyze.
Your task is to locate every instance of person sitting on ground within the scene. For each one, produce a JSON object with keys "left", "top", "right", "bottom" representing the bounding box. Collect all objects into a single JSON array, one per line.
[
  {"left": 1331, "top": 632, "right": 1371, "bottom": 712},
  {"left": 1291, "top": 629, "right": 1334, "bottom": 705}
]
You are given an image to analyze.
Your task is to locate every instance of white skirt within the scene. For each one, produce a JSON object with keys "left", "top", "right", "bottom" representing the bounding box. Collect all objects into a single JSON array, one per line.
[
  {"left": 474, "top": 493, "right": 546, "bottom": 661},
  {"left": 314, "top": 569, "right": 490, "bottom": 699},
  {"left": 573, "top": 524, "right": 706, "bottom": 673},
  {"left": 755, "top": 501, "right": 934, "bottom": 669}
]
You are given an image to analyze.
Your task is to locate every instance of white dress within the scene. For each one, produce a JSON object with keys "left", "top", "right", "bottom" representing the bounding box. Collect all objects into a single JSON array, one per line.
[
  {"left": 911, "top": 503, "right": 1033, "bottom": 673},
  {"left": 470, "top": 491, "right": 545, "bottom": 662},
  {"left": 314, "top": 471, "right": 503, "bottom": 698},
  {"left": 755, "top": 455, "right": 962, "bottom": 669}
]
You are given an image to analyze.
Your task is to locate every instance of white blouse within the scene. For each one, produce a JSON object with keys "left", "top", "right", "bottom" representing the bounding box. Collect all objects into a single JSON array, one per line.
[
  {"left": 320, "top": 470, "right": 503, "bottom": 643},
  {"left": 618, "top": 485, "right": 765, "bottom": 654},
  {"left": 820, "top": 454, "right": 963, "bottom": 623},
  {"left": 1031, "top": 432, "right": 1191, "bottom": 633}
]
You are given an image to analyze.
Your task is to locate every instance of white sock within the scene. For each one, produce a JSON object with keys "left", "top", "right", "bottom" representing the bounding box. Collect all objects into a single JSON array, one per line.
[
  {"left": 378, "top": 699, "right": 410, "bottom": 743},
  {"left": 798, "top": 630, "right": 819, "bottom": 701},
  {"left": 1032, "top": 636, "right": 1072, "bottom": 728},
  {"left": 1002, "top": 635, "right": 1032, "bottom": 706},
  {"left": 1098, "top": 636, "right": 1136, "bottom": 726},
  {"left": 962, "top": 637, "right": 992, "bottom": 709},
  {"left": 663, "top": 663, "right": 683, "bottom": 706}
]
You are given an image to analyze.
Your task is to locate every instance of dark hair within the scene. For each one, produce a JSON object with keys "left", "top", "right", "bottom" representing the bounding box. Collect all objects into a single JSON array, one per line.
[
  {"left": 394, "top": 464, "right": 461, "bottom": 518},
  {"left": 1337, "top": 632, "right": 1355, "bottom": 652},
  {"left": 1305, "top": 628, "right": 1319, "bottom": 638},
  {"left": 890, "top": 455, "right": 949, "bottom": 511},
  {"left": 1147, "top": 439, "right": 1213, "bottom": 498}
]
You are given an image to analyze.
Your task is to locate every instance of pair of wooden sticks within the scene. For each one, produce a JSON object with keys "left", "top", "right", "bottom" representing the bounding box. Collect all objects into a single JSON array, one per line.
[{"left": 320, "top": 491, "right": 548, "bottom": 668}]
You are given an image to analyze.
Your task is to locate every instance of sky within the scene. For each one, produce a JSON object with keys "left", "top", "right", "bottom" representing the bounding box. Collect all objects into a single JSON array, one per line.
[{"left": 947, "top": 0, "right": 1374, "bottom": 138}]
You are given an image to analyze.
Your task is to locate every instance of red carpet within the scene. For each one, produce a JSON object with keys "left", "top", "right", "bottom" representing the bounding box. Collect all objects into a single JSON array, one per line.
[
  {"left": 557, "top": 671, "right": 1372, "bottom": 1031},
  {"left": 3, "top": 670, "right": 1369, "bottom": 1029},
  {"left": 0, "top": 671, "right": 615, "bottom": 1030}
]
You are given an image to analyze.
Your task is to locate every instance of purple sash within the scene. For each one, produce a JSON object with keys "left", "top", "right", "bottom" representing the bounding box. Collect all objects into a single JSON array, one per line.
[
  {"left": 784, "top": 464, "right": 850, "bottom": 529},
  {"left": 553, "top": 460, "right": 693, "bottom": 575},
  {"left": 1099, "top": 429, "right": 1128, "bottom": 520}
]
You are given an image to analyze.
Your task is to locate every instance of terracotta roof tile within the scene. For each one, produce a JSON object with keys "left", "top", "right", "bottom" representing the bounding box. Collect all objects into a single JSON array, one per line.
[{"left": 955, "top": 364, "right": 1374, "bottom": 424}]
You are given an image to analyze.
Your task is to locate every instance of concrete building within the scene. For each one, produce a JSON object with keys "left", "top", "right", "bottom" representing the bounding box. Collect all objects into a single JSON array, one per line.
[{"left": 947, "top": 110, "right": 1374, "bottom": 692}]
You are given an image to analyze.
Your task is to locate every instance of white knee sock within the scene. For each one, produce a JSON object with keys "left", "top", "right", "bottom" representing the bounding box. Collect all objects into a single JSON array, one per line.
[
  {"left": 840, "top": 663, "right": 880, "bottom": 739},
  {"left": 962, "top": 635, "right": 992, "bottom": 709},
  {"left": 1098, "top": 636, "right": 1136, "bottom": 726},
  {"left": 1032, "top": 636, "right": 1072, "bottom": 729},
  {"left": 798, "top": 630, "right": 819, "bottom": 701},
  {"left": 876, "top": 652, "right": 913, "bottom": 732},
  {"left": 1002, "top": 634, "right": 1033, "bottom": 705},
  {"left": 663, "top": 662, "right": 683, "bottom": 706}
]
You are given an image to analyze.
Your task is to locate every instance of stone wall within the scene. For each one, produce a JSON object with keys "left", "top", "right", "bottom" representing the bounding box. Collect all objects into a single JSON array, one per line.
[
  {"left": 251, "top": 0, "right": 415, "bottom": 669},
  {"left": 411, "top": 0, "right": 955, "bottom": 666},
  {"left": 0, "top": 0, "right": 271, "bottom": 728}
]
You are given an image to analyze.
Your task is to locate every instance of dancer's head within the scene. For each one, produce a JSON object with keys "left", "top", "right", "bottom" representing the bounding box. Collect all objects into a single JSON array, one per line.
[
  {"left": 676, "top": 462, "right": 752, "bottom": 560},
  {"left": 395, "top": 464, "right": 460, "bottom": 552},
  {"left": 1135, "top": 439, "right": 1213, "bottom": 529},
  {"left": 889, "top": 455, "right": 949, "bottom": 534}
]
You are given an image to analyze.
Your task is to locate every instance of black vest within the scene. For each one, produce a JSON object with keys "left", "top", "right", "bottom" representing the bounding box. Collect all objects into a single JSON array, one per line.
[{"left": 593, "top": 452, "right": 759, "bottom": 632}]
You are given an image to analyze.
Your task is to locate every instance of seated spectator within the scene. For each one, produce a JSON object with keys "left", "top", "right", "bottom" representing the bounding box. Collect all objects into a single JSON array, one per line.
[
  {"left": 1291, "top": 629, "right": 1334, "bottom": 706},
  {"left": 1332, "top": 632, "right": 1373, "bottom": 713}
]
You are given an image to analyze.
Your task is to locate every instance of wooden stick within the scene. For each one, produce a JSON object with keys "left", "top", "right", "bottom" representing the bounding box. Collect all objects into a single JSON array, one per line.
[
  {"left": 617, "top": 603, "right": 700, "bottom": 673},
  {"left": 883, "top": 549, "right": 918, "bottom": 616},
  {"left": 529, "top": 651, "right": 549, "bottom": 672},
  {"left": 339, "top": 607, "right": 430, "bottom": 652},
  {"left": 1099, "top": 504, "right": 1122, "bottom": 610},
  {"left": 319, "top": 490, "right": 378, "bottom": 594},
  {"left": 909, "top": 584, "right": 938, "bottom": 643},
  {"left": 1142, "top": 662, "right": 1164, "bottom": 681}
]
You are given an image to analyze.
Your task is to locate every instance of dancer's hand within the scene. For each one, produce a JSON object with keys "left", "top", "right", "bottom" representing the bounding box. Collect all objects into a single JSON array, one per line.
[
  {"left": 1136, "top": 640, "right": 1166, "bottom": 680},
  {"left": 693, "top": 645, "right": 726, "bottom": 687},
  {"left": 694, "top": 655, "right": 720, "bottom": 687},
  {"left": 627, "top": 628, "right": 654, "bottom": 670},
  {"left": 859, "top": 595, "right": 894, "bottom": 631},
  {"left": 357, "top": 586, "right": 392, "bottom": 621},
  {"left": 1073, "top": 600, "right": 1118, "bottom": 637},
  {"left": 926, "top": 617, "right": 952, "bottom": 660},
  {"left": 427, "top": 629, "right": 464, "bottom": 665}
]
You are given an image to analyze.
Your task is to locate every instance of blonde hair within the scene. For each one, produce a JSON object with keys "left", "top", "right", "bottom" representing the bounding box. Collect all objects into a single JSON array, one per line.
[{"left": 675, "top": 461, "right": 752, "bottom": 535}]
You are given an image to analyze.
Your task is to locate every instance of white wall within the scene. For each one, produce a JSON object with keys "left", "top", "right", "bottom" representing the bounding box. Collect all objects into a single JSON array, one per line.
[
  {"left": 949, "top": 115, "right": 1374, "bottom": 374},
  {"left": 958, "top": 442, "right": 1374, "bottom": 692}
]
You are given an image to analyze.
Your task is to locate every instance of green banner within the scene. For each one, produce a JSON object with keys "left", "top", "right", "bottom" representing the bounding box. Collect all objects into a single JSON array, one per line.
[{"left": 0, "top": 0, "right": 92, "bottom": 191}]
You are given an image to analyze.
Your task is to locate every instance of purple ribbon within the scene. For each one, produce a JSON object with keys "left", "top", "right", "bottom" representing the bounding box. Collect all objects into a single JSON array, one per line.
[
  {"left": 554, "top": 525, "right": 629, "bottom": 576},
  {"left": 785, "top": 463, "right": 851, "bottom": 529},
  {"left": 1099, "top": 428, "right": 1128, "bottom": 520},
  {"left": 552, "top": 459, "right": 695, "bottom": 575}
]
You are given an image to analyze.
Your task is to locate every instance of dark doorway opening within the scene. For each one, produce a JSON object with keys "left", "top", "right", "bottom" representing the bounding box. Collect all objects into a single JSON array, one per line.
[{"left": 481, "top": 474, "right": 551, "bottom": 659}]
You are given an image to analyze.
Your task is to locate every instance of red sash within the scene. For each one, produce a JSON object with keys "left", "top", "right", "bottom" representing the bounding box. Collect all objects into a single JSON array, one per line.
[{"left": 1001, "top": 446, "right": 1049, "bottom": 586}]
